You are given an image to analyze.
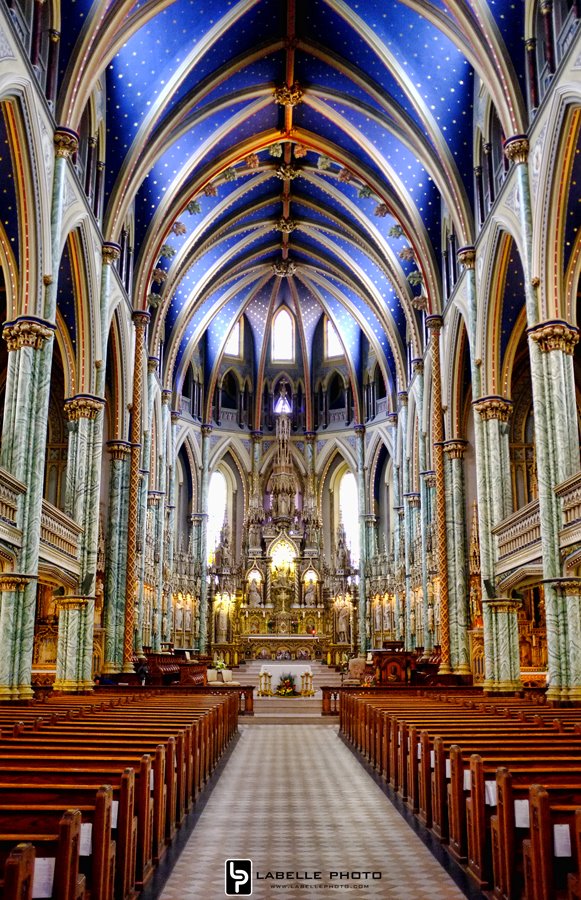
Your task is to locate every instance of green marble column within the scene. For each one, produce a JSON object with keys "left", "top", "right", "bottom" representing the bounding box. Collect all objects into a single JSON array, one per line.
[
  {"left": 152, "top": 390, "right": 171, "bottom": 651},
  {"left": 0, "top": 127, "right": 78, "bottom": 699},
  {"left": 162, "top": 409, "right": 179, "bottom": 644},
  {"left": 412, "top": 360, "right": 433, "bottom": 652},
  {"left": 399, "top": 392, "right": 415, "bottom": 651},
  {"left": 54, "top": 394, "right": 104, "bottom": 691},
  {"left": 198, "top": 424, "right": 212, "bottom": 654},
  {"left": 354, "top": 425, "right": 368, "bottom": 654},
  {"left": 443, "top": 440, "right": 471, "bottom": 674},
  {"left": 488, "top": 599, "right": 522, "bottom": 691},
  {"left": 135, "top": 358, "right": 158, "bottom": 652},
  {"left": 103, "top": 441, "right": 131, "bottom": 671}
]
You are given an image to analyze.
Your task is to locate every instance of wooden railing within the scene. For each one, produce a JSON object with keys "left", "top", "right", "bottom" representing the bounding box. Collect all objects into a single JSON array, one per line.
[{"left": 0, "top": 467, "right": 25, "bottom": 528}]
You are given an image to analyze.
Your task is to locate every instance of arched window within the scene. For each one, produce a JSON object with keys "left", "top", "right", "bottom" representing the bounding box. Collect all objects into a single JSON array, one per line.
[
  {"left": 272, "top": 308, "right": 294, "bottom": 361},
  {"left": 339, "top": 471, "right": 360, "bottom": 566},
  {"left": 326, "top": 318, "right": 343, "bottom": 358},
  {"left": 224, "top": 320, "right": 241, "bottom": 357},
  {"left": 207, "top": 471, "right": 228, "bottom": 563}
]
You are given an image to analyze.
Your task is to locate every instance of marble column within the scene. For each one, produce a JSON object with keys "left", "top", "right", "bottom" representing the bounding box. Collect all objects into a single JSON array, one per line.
[
  {"left": 53, "top": 393, "right": 105, "bottom": 691},
  {"left": 153, "top": 390, "right": 171, "bottom": 651},
  {"left": 163, "top": 409, "right": 179, "bottom": 644},
  {"left": 354, "top": 425, "right": 368, "bottom": 654},
  {"left": 412, "top": 360, "right": 433, "bottom": 652},
  {"left": 547, "top": 578, "right": 581, "bottom": 701},
  {"left": 387, "top": 412, "right": 402, "bottom": 640},
  {"left": 198, "top": 424, "right": 212, "bottom": 654},
  {"left": 103, "top": 440, "right": 131, "bottom": 671},
  {"left": 135, "top": 357, "right": 158, "bottom": 652},
  {"left": 473, "top": 396, "right": 521, "bottom": 691},
  {"left": 443, "top": 440, "right": 471, "bottom": 674},
  {"left": 0, "top": 128, "right": 79, "bottom": 699},
  {"left": 123, "top": 311, "right": 150, "bottom": 671},
  {"left": 426, "top": 315, "right": 451, "bottom": 674},
  {"left": 399, "top": 392, "right": 414, "bottom": 651},
  {"left": 247, "top": 431, "right": 265, "bottom": 555}
]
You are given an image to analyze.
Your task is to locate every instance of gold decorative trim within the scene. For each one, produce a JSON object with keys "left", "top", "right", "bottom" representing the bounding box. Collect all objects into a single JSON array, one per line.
[
  {"left": 473, "top": 396, "right": 513, "bottom": 422},
  {"left": 504, "top": 135, "right": 529, "bottom": 164},
  {"left": 528, "top": 321, "right": 579, "bottom": 355},
  {"left": 442, "top": 439, "right": 468, "bottom": 459},
  {"left": 55, "top": 595, "right": 91, "bottom": 612},
  {"left": 3, "top": 318, "right": 55, "bottom": 351},
  {"left": 64, "top": 394, "right": 104, "bottom": 421},
  {"left": 486, "top": 598, "right": 522, "bottom": 613},
  {"left": 106, "top": 440, "right": 131, "bottom": 460},
  {"left": 272, "top": 259, "right": 297, "bottom": 277},
  {"left": 273, "top": 82, "right": 304, "bottom": 106},
  {"left": 274, "top": 217, "right": 298, "bottom": 233},
  {"left": 457, "top": 246, "right": 476, "bottom": 269},
  {"left": 275, "top": 164, "right": 299, "bottom": 181},
  {"left": 54, "top": 127, "right": 79, "bottom": 158},
  {"left": 0, "top": 574, "right": 31, "bottom": 592},
  {"left": 102, "top": 242, "right": 121, "bottom": 265}
]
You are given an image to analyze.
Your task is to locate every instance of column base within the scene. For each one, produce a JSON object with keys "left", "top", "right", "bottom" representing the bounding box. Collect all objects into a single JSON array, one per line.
[
  {"left": 484, "top": 679, "right": 523, "bottom": 694},
  {"left": 0, "top": 685, "right": 33, "bottom": 702},
  {"left": 101, "top": 662, "right": 121, "bottom": 674},
  {"left": 437, "top": 663, "right": 452, "bottom": 675},
  {"left": 53, "top": 679, "right": 89, "bottom": 693},
  {"left": 454, "top": 664, "right": 472, "bottom": 675}
]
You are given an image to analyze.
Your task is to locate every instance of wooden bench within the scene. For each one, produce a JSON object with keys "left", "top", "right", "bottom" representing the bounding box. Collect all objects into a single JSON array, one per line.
[{"left": 0, "top": 842, "right": 35, "bottom": 900}]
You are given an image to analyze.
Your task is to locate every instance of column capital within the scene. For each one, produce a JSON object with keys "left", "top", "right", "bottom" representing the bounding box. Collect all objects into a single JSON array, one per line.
[
  {"left": 161, "top": 389, "right": 172, "bottom": 405},
  {"left": 353, "top": 424, "right": 365, "bottom": 436},
  {"left": 54, "top": 126, "right": 79, "bottom": 158},
  {"left": 106, "top": 439, "right": 132, "bottom": 460},
  {"left": 170, "top": 410, "right": 181, "bottom": 425},
  {"left": 543, "top": 577, "right": 581, "bottom": 596},
  {"left": 525, "top": 37, "right": 537, "bottom": 51},
  {"left": 102, "top": 242, "right": 121, "bottom": 265},
  {"left": 404, "top": 492, "right": 421, "bottom": 508},
  {"left": 473, "top": 395, "right": 513, "bottom": 422},
  {"left": 386, "top": 412, "right": 398, "bottom": 427},
  {"left": 422, "top": 470, "right": 436, "bottom": 488},
  {"left": 201, "top": 423, "right": 213, "bottom": 437},
  {"left": 397, "top": 390, "right": 408, "bottom": 407},
  {"left": 504, "top": 134, "right": 529, "bottom": 164},
  {"left": 250, "top": 430, "right": 264, "bottom": 441},
  {"left": 64, "top": 394, "right": 105, "bottom": 421},
  {"left": 425, "top": 314, "right": 443, "bottom": 332},
  {"left": 148, "top": 356, "right": 159, "bottom": 373},
  {"left": 0, "top": 573, "right": 33, "bottom": 592},
  {"left": 485, "top": 598, "right": 522, "bottom": 613},
  {"left": 147, "top": 491, "right": 164, "bottom": 507},
  {"left": 457, "top": 246, "right": 476, "bottom": 269},
  {"left": 411, "top": 358, "right": 424, "bottom": 375},
  {"left": 442, "top": 439, "right": 468, "bottom": 459},
  {"left": 528, "top": 319, "right": 579, "bottom": 354},
  {"left": 3, "top": 316, "right": 55, "bottom": 351},
  {"left": 55, "top": 595, "right": 91, "bottom": 611},
  {"left": 132, "top": 310, "right": 151, "bottom": 328},
  {"left": 303, "top": 431, "right": 316, "bottom": 441}
]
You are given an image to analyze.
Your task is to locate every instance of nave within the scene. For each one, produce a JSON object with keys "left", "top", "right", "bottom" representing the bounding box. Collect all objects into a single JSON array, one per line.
[{"left": 157, "top": 724, "right": 467, "bottom": 900}]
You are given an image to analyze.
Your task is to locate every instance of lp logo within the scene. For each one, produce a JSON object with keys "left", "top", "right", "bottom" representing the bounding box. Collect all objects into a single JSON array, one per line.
[{"left": 225, "top": 859, "right": 252, "bottom": 895}]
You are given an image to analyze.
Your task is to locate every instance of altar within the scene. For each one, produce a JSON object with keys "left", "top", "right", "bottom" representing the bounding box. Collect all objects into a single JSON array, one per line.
[{"left": 258, "top": 662, "right": 314, "bottom": 695}]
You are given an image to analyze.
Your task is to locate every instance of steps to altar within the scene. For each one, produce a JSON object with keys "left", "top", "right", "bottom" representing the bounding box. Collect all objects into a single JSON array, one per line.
[{"left": 245, "top": 695, "right": 339, "bottom": 725}]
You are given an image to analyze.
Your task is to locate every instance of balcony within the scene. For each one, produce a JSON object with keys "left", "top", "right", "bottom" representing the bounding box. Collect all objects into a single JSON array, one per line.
[
  {"left": 492, "top": 469, "right": 581, "bottom": 576},
  {"left": 0, "top": 466, "right": 26, "bottom": 549},
  {"left": 40, "top": 500, "right": 82, "bottom": 575}
]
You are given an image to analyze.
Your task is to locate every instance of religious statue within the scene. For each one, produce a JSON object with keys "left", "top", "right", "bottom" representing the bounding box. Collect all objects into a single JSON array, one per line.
[
  {"left": 374, "top": 601, "right": 383, "bottom": 632},
  {"left": 247, "top": 578, "right": 262, "bottom": 607},
  {"left": 337, "top": 602, "right": 351, "bottom": 643},
  {"left": 303, "top": 581, "right": 317, "bottom": 606},
  {"left": 215, "top": 601, "right": 228, "bottom": 643}
]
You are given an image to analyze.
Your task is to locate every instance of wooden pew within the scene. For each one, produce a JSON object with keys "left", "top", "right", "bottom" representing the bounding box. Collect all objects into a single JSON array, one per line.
[
  {"left": 0, "top": 842, "right": 35, "bottom": 900},
  {"left": 0, "top": 808, "right": 85, "bottom": 900}
]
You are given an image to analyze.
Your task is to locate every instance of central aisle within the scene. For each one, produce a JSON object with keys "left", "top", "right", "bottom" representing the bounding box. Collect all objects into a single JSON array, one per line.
[{"left": 159, "top": 725, "right": 467, "bottom": 900}]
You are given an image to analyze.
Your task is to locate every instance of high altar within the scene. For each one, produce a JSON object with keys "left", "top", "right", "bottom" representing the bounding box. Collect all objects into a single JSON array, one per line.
[{"left": 209, "top": 385, "right": 358, "bottom": 666}]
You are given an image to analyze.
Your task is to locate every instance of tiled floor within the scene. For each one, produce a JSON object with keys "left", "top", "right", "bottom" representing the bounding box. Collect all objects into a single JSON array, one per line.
[{"left": 158, "top": 725, "right": 467, "bottom": 900}]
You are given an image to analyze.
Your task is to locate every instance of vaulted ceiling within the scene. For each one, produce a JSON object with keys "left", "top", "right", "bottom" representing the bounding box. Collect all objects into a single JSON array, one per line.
[{"left": 57, "top": 0, "right": 527, "bottom": 417}]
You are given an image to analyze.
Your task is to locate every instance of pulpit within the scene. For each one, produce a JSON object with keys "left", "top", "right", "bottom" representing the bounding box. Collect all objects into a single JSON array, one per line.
[{"left": 372, "top": 642, "right": 417, "bottom": 685}]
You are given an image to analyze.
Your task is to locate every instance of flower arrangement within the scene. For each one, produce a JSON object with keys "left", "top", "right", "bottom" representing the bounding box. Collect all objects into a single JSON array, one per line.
[
  {"left": 276, "top": 674, "right": 297, "bottom": 696},
  {"left": 215, "top": 659, "right": 227, "bottom": 670}
]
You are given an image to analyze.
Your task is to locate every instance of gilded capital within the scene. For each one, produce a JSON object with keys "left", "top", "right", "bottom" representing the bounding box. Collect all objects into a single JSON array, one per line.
[
  {"left": 102, "top": 242, "right": 121, "bottom": 265},
  {"left": 54, "top": 126, "right": 79, "bottom": 158},
  {"left": 443, "top": 439, "right": 468, "bottom": 459},
  {"left": 161, "top": 389, "right": 172, "bottom": 406},
  {"left": 425, "top": 314, "right": 443, "bottom": 332},
  {"left": 411, "top": 358, "right": 424, "bottom": 376},
  {"left": 0, "top": 573, "right": 31, "bottom": 593},
  {"left": 386, "top": 412, "right": 398, "bottom": 427},
  {"left": 64, "top": 394, "right": 105, "bottom": 421},
  {"left": 473, "top": 395, "right": 512, "bottom": 422},
  {"left": 132, "top": 310, "right": 151, "bottom": 328},
  {"left": 56, "top": 595, "right": 90, "bottom": 611},
  {"left": 273, "top": 82, "right": 304, "bottom": 106},
  {"left": 486, "top": 598, "right": 522, "bottom": 613},
  {"left": 3, "top": 317, "right": 55, "bottom": 351},
  {"left": 543, "top": 577, "right": 581, "bottom": 596},
  {"left": 528, "top": 320, "right": 579, "bottom": 355},
  {"left": 504, "top": 135, "right": 529, "bottom": 165},
  {"left": 423, "top": 471, "right": 436, "bottom": 489},
  {"left": 397, "top": 391, "right": 408, "bottom": 407},
  {"left": 201, "top": 423, "right": 213, "bottom": 437},
  {"left": 457, "top": 246, "right": 476, "bottom": 270},
  {"left": 148, "top": 356, "right": 159, "bottom": 373},
  {"left": 106, "top": 440, "right": 131, "bottom": 460}
]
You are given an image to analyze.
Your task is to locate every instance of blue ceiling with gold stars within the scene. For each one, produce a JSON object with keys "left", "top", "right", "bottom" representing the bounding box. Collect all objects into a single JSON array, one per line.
[{"left": 52, "top": 0, "right": 532, "bottom": 423}]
